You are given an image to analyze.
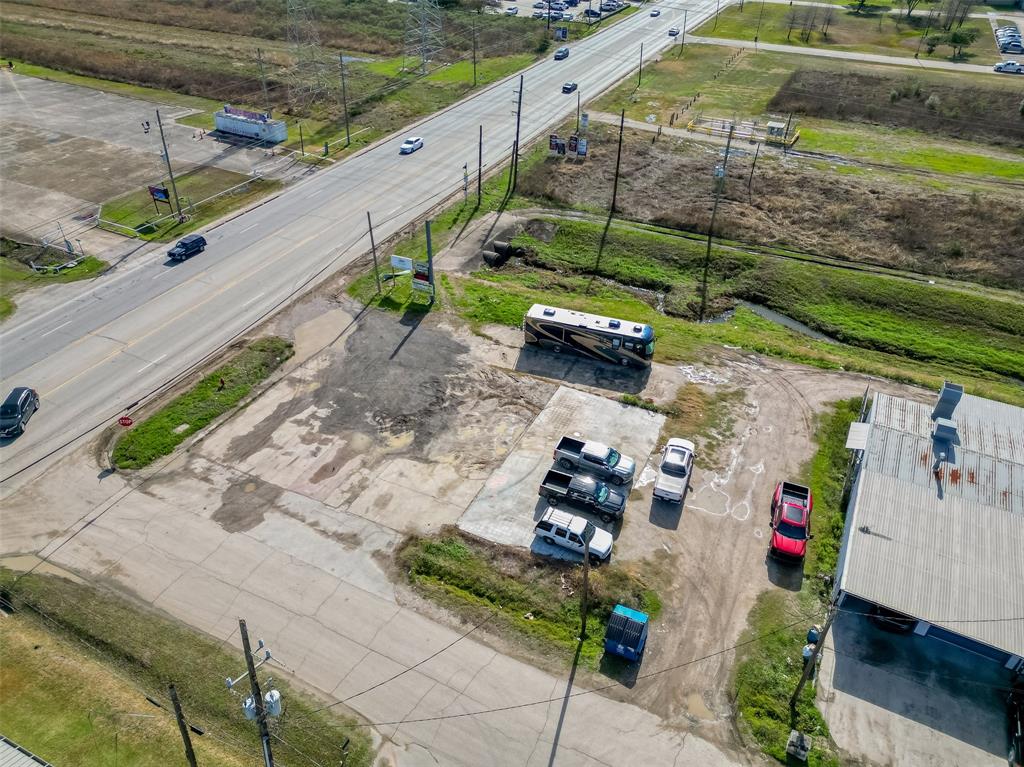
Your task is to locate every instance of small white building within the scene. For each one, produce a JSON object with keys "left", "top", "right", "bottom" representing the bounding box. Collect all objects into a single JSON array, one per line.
[{"left": 213, "top": 105, "right": 287, "bottom": 144}]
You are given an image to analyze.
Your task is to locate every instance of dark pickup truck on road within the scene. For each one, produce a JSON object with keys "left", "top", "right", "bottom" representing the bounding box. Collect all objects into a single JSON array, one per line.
[{"left": 538, "top": 469, "right": 626, "bottom": 522}]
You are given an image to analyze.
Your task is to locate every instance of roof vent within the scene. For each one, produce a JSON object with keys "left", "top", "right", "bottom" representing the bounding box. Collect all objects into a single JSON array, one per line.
[
  {"left": 633, "top": 325, "right": 642, "bottom": 332},
  {"left": 542, "top": 307, "right": 556, "bottom": 316},
  {"left": 608, "top": 319, "right": 620, "bottom": 329},
  {"left": 932, "top": 417, "right": 959, "bottom": 446},
  {"left": 931, "top": 381, "right": 963, "bottom": 421}
]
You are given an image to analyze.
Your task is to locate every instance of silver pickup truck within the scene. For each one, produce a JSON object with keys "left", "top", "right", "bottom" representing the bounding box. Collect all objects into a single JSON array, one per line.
[{"left": 553, "top": 436, "right": 635, "bottom": 485}]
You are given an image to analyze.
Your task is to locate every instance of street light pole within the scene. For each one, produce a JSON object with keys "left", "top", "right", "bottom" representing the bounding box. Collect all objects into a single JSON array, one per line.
[
  {"left": 338, "top": 54, "right": 351, "bottom": 147},
  {"left": 155, "top": 110, "right": 182, "bottom": 220},
  {"left": 637, "top": 42, "right": 644, "bottom": 88}
]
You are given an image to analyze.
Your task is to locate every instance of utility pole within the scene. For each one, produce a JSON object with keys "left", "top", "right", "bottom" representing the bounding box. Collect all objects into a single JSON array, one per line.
[
  {"left": 239, "top": 620, "right": 274, "bottom": 767},
  {"left": 580, "top": 537, "right": 591, "bottom": 639},
  {"left": 576, "top": 90, "right": 581, "bottom": 133},
  {"left": 169, "top": 684, "right": 199, "bottom": 767},
  {"left": 298, "top": 122, "right": 305, "bottom": 156},
  {"left": 425, "top": 219, "right": 436, "bottom": 306},
  {"left": 472, "top": 20, "right": 478, "bottom": 87},
  {"left": 338, "top": 54, "right": 351, "bottom": 147},
  {"left": 747, "top": 141, "right": 760, "bottom": 195},
  {"left": 754, "top": 0, "right": 767, "bottom": 45},
  {"left": 477, "top": 125, "right": 483, "bottom": 206},
  {"left": 681, "top": 9, "right": 688, "bottom": 51},
  {"left": 637, "top": 42, "right": 644, "bottom": 88},
  {"left": 155, "top": 110, "right": 182, "bottom": 220},
  {"left": 367, "top": 211, "right": 381, "bottom": 294},
  {"left": 713, "top": 0, "right": 722, "bottom": 30},
  {"left": 256, "top": 48, "right": 271, "bottom": 115},
  {"left": 610, "top": 109, "right": 625, "bottom": 215},
  {"left": 511, "top": 75, "right": 524, "bottom": 193},
  {"left": 699, "top": 125, "right": 734, "bottom": 322},
  {"left": 790, "top": 604, "right": 837, "bottom": 719}
]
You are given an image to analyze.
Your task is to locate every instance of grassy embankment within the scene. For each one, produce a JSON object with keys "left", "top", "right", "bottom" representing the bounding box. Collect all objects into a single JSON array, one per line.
[
  {"left": 696, "top": 3, "right": 996, "bottom": 60},
  {"left": 0, "top": 568, "right": 374, "bottom": 767},
  {"left": 399, "top": 530, "right": 662, "bottom": 670},
  {"left": 99, "top": 167, "right": 281, "bottom": 241},
  {"left": 731, "top": 396, "right": 862, "bottom": 767},
  {"left": 112, "top": 337, "right": 292, "bottom": 469},
  {"left": 0, "top": 239, "right": 107, "bottom": 321}
]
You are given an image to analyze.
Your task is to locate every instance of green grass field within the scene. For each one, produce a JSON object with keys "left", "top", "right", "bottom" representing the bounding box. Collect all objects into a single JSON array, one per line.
[
  {"left": 594, "top": 45, "right": 1024, "bottom": 177},
  {"left": 99, "top": 167, "right": 280, "bottom": 241},
  {"left": 112, "top": 337, "right": 293, "bottom": 469},
  {"left": 697, "top": 4, "right": 996, "bottom": 60},
  {"left": 399, "top": 531, "right": 662, "bottom": 670},
  {"left": 0, "top": 568, "right": 374, "bottom": 767},
  {"left": 0, "top": 240, "right": 107, "bottom": 322}
]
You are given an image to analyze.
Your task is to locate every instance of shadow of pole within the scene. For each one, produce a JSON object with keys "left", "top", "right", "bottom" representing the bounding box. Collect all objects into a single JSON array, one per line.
[
  {"left": 546, "top": 638, "right": 584, "bottom": 767},
  {"left": 587, "top": 211, "right": 614, "bottom": 294}
]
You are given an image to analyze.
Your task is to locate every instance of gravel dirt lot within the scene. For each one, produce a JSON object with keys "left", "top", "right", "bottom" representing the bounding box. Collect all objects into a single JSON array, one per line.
[{"left": 0, "top": 247, "right": 964, "bottom": 764}]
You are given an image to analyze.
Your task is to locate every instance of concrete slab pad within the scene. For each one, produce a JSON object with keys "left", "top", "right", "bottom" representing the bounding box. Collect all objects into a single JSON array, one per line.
[{"left": 458, "top": 385, "right": 664, "bottom": 550}]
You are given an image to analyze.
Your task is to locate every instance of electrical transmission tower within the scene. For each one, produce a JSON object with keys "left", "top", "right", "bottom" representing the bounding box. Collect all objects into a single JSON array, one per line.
[
  {"left": 286, "top": 0, "right": 329, "bottom": 109},
  {"left": 403, "top": 0, "right": 445, "bottom": 75}
]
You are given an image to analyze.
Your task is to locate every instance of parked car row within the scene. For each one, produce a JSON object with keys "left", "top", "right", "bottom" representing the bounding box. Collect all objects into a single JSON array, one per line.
[
  {"left": 533, "top": 435, "right": 637, "bottom": 561},
  {"left": 996, "top": 25, "right": 1023, "bottom": 54}
]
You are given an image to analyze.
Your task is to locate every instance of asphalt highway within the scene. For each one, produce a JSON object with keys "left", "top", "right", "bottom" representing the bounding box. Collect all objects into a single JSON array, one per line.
[{"left": 0, "top": 0, "right": 722, "bottom": 492}]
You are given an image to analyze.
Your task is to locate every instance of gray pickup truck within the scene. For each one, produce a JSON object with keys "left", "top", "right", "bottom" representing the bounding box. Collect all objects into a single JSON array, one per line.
[
  {"left": 538, "top": 469, "right": 626, "bottom": 522},
  {"left": 553, "top": 436, "right": 635, "bottom": 485}
]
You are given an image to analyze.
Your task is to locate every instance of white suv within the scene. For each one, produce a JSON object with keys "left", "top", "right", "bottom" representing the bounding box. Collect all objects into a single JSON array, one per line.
[{"left": 534, "top": 508, "right": 613, "bottom": 562}]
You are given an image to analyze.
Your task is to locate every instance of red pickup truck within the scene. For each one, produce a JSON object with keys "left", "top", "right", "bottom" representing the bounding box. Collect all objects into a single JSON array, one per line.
[{"left": 768, "top": 481, "right": 813, "bottom": 562}]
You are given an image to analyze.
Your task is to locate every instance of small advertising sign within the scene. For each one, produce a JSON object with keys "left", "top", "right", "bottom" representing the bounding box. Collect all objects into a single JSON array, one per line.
[
  {"left": 148, "top": 185, "right": 170, "bottom": 203},
  {"left": 412, "top": 260, "right": 432, "bottom": 292},
  {"left": 391, "top": 255, "right": 413, "bottom": 272},
  {"left": 580, "top": 112, "right": 589, "bottom": 131},
  {"left": 576, "top": 138, "right": 588, "bottom": 157},
  {"left": 223, "top": 104, "right": 269, "bottom": 123},
  {"left": 549, "top": 134, "right": 560, "bottom": 151},
  {"left": 568, "top": 135, "right": 578, "bottom": 153},
  {"left": 555, "top": 26, "right": 568, "bottom": 40}
]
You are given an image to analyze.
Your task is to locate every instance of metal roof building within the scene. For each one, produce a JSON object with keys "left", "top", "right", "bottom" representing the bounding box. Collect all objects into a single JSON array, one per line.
[{"left": 835, "top": 383, "right": 1024, "bottom": 669}]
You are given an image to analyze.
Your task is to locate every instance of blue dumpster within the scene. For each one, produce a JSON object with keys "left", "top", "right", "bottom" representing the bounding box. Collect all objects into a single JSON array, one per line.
[{"left": 604, "top": 604, "right": 649, "bottom": 662}]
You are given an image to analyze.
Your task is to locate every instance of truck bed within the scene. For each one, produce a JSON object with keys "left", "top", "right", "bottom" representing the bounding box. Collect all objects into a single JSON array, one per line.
[
  {"left": 779, "top": 481, "right": 810, "bottom": 506},
  {"left": 540, "top": 469, "right": 574, "bottom": 493},
  {"left": 554, "top": 436, "right": 586, "bottom": 456}
]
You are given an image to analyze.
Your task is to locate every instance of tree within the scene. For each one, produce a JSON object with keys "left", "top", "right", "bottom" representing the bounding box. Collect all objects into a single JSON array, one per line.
[
  {"left": 786, "top": 7, "right": 802, "bottom": 39},
  {"left": 820, "top": 6, "right": 836, "bottom": 37},
  {"left": 800, "top": 7, "right": 818, "bottom": 42},
  {"left": 898, "top": 0, "right": 930, "bottom": 19},
  {"left": 947, "top": 26, "right": 978, "bottom": 56}
]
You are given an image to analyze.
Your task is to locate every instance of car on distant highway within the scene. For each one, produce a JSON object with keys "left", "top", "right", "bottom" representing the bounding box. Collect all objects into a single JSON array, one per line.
[
  {"left": 994, "top": 60, "right": 1024, "bottom": 73},
  {"left": 0, "top": 387, "right": 40, "bottom": 438},
  {"left": 554, "top": 46, "right": 570, "bottom": 59},
  {"left": 668, "top": 26, "right": 680, "bottom": 36},
  {"left": 650, "top": 8, "right": 661, "bottom": 15},
  {"left": 399, "top": 136, "right": 424, "bottom": 154},
  {"left": 562, "top": 81, "right": 578, "bottom": 93}
]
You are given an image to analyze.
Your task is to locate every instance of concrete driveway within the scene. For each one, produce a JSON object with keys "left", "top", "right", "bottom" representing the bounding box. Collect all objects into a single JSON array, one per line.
[
  {"left": 819, "top": 602, "right": 1008, "bottom": 766},
  {"left": 457, "top": 385, "right": 664, "bottom": 559},
  {"left": 0, "top": 71, "right": 293, "bottom": 251}
]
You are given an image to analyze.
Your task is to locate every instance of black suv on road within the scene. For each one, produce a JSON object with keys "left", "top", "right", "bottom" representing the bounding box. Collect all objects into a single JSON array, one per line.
[
  {"left": 0, "top": 387, "right": 40, "bottom": 437},
  {"left": 168, "top": 234, "right": 207, "bottom": 261}
]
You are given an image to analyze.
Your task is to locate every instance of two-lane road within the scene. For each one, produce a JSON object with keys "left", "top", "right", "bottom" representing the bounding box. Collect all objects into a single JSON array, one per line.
[{"left": 0, "top": 1, "right": 721, "bottom": 492}]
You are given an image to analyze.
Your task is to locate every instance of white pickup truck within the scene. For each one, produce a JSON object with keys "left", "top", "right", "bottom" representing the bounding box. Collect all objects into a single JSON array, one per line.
[
  {"left": 994, "top": 60, "right": 1024, "bottom": 73},
  {"left": 653, "top": 438, "right": 695, "bottom": 503}
]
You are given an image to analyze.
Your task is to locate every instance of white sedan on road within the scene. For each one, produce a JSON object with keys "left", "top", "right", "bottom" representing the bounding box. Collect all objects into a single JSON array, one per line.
[{"left": 399, "top": 136, "right": 424, "bottom": 154}]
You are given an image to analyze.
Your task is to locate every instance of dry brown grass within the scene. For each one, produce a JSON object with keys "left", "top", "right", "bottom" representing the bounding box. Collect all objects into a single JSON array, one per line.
[{"left": 515, "top": 126, "right": 1024, "bottom": 287}]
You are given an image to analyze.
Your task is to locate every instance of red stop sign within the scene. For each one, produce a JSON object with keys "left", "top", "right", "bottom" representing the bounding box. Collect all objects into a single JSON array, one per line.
[{"left": 118, "top": 416, "right": 133, "bottom": 427}]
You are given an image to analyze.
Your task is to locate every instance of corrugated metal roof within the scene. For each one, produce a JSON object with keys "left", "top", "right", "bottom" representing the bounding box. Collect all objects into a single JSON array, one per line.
[
  {"left": 839, "top": 390, "right": 1024, "bottom": 658},
  {"left": 0, "top": 736, "right": 54, "bottom": 767}
]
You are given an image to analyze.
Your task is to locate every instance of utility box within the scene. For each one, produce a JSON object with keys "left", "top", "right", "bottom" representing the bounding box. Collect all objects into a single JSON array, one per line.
[
  {"left": 603, "top": 604, "right": 649, "bottom": 662},
  {"left": 214, "top": 105, "right": 288, "bottom": 144}
]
